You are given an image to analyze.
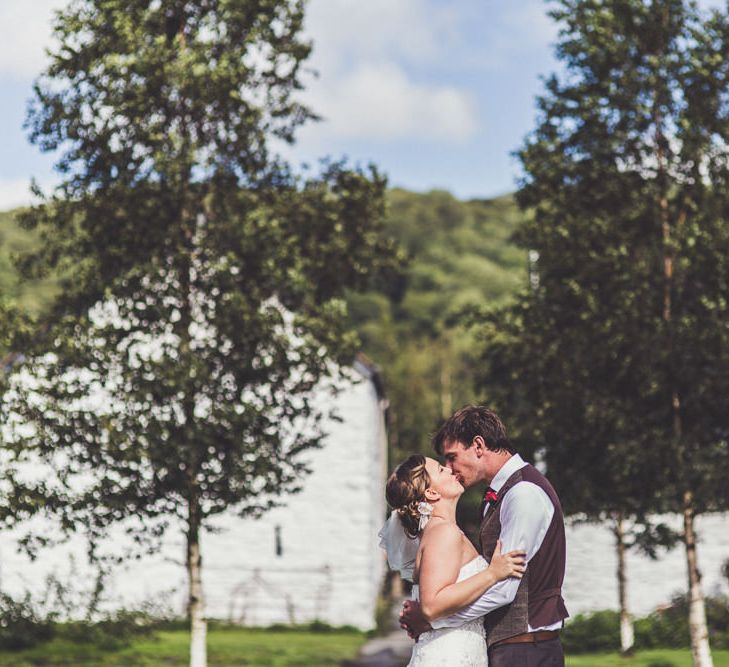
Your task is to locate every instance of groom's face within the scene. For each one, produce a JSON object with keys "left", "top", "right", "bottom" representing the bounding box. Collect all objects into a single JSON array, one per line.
[{"left": 442, "top": 438, "right": 486, "bottom": 488}]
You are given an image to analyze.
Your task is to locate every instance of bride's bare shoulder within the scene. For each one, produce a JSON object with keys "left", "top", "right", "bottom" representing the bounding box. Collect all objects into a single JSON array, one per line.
[{"left": 420, "top": 520, "right": 462, "bottom": 546}]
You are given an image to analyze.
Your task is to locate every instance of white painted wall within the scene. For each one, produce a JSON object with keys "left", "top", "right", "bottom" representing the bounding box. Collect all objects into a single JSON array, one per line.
[
  {"left": 4, "top": 362, "right": 725, "bottom": 630},
  {"left": 200, "top": 360, "right": 388, "bottom": 630},
  {"left": 0, "top": 361, "right": 389, "bottom": 631},
  {"left": 563, "top": 513, "right": 729, "bottom": 618}
]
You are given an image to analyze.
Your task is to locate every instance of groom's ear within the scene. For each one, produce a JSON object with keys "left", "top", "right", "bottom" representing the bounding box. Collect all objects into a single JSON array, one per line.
[
  {"left": 472, "top": 435, "right": 486, "bottom": 456},
  {"left": 424, "top": 487, "right": 441, "bottom": 502}
]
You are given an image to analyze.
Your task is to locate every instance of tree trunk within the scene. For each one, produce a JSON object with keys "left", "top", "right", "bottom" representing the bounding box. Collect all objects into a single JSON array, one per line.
[
  {"left": 188, "top": 504, "right": 207, "bottom": 667},
  {"left": 654, "top": 95, "right": 713, "bottom": 667},
  {"left": 614, "top": 512, "right": 634, "bottom": 655},
  {"left": 684, "top": 491, "right": 713, "bottom": 667}
]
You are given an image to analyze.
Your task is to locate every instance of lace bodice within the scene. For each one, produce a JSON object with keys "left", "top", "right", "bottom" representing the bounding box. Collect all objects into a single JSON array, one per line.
[{"left": 407, "top": 556, "right": 489, "bottom": 667}]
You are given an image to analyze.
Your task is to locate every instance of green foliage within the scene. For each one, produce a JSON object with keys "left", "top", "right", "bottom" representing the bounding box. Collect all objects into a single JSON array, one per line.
[
  {"left": 0, "top": 609, "right": 354, "bottom": 656},
  {"left": 0, "top": 186, "right": 525, "bottom": 532},
  {"left": 59, "top": 611, "right": 161, "bottom": 651},
  {"left": 0, "top": 593, "right": 55, "bottom": 651},
  {"left": 472, "top": 3, "right": 729, "bottom": 657},
  {"left": 475, "top": 0, "right": 729, "bottom": 529},
  {"left": 562, "top": 610, "right": 621, "bottom": 654},
  {"left": 636, "top": 594, "right": 729, "bottom": 651},
  {"left": 348, "top": 189, "right": 527, "bottom": 467},
  {"left": 382, "top": 189, "right": 524, "bottom": 330},
  {"left": 2, "top": 8, "right": 401, "bottom": 667},
  {"left": 264, "top": 621, "right": 361, "bottom": 634},
  {"left": 562, "top": 595, "right": 729, "bottom": 655},
  {"left": 2, "top": 187, "right": 525, "bottom": 519},
  {"left": 7, "top": 0, "right": 400, "bottom": 537},
  {"left": 0, "top": 209, "right": 56, "bottom": 314},
  {"left": 0, "top": 560, "right": 181, "bottom": 653}
]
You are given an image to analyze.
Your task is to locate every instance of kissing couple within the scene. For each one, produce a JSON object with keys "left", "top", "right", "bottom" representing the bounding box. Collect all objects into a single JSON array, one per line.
[{"left": 379, "top": 405, "right": 569, "bottom": 667}]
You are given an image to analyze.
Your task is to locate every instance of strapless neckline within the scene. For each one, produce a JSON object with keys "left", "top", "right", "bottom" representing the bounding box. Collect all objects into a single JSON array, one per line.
[
  {"left": 456, "top": 555, "right": 488, "bottom": 580},
  {"left": 413, "top": 555, "right": 487, "bottom": 596}
]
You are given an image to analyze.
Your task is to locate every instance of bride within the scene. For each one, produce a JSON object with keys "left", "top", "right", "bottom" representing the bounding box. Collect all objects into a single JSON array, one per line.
[{"left": 380, "top": 454, "right": 526, "bottom": 667}]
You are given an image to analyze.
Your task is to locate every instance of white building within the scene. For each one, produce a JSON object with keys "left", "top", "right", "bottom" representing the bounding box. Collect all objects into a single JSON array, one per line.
[
  {"left": 200, "top": 357, "right": 389, "bottom": 630},
  {"left": 0, "top": 357, "right": 389, "bottom": 631}
]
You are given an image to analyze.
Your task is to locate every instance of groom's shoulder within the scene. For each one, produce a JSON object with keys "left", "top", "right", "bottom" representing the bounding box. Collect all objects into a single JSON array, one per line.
[
  {"left": 504, "top": 478, "right": 551, "bottom": 506},
  {"left": 506, "top": 465, "right": 563, "bottom": 518},
  {"left": 519, "top": 464, "right": 560, "bottom": 493}
]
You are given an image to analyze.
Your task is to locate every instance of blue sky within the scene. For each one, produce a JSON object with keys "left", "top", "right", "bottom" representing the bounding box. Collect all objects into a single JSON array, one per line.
[{"left": 0, "top": 0, "right": 724, "bottom": 209}]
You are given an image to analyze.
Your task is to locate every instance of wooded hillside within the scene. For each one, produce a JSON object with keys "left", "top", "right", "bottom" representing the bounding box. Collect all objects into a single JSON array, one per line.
[{"left": 0, "top": 188, "right": 527, "bottom": 463}]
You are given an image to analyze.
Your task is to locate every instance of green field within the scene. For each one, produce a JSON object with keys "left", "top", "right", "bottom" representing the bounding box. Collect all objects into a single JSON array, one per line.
[
  {"left": 2, "top": 630, "right": 727, "bottom": 667},
  {"left": 567, "top": 649, "right": 729, "bottom": 667},
  {"left": 0, "top": 628, "right": 367, "bottom": 666}
]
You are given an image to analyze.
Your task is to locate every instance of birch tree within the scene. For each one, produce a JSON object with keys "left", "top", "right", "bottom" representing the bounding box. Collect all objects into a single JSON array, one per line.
[
  {"left": 476, "top": 2, "right": 729, "bottom": 664},
  {"left": 9, "top": 2, "right": 400, "bottom": 666}
]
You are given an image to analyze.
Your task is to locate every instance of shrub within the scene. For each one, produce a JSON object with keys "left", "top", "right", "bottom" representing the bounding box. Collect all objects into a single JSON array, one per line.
[
  {"left": 59, "top": 609, "right": 159, "bottom": 651},
  {"left": 636, "top": 593, "right": 729, "bottom": 650},
  {"left": 562, "top": 610, "right": 620, "bottom": 654},
  {"left": 265, "top": 621, "right": 361, "bottom": 634},
  {"left": 0, "top": 593, "right": 55, "bottom": 650},
  {"left": 635, "top": 594, "right": 688, "bottom": 650},
  {"left": 564, "top": 593, "right": 729, "bottom": 654}
]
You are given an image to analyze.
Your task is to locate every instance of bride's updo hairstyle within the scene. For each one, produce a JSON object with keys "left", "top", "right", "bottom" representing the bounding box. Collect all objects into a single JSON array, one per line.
[{"left": 385, "top": 454, "right": 432, "bottom": 538}]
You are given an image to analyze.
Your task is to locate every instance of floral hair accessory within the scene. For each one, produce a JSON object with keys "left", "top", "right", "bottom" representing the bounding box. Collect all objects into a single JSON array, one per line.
[{"left": 417, "top": 501, "right": 434, "bottom": 531}]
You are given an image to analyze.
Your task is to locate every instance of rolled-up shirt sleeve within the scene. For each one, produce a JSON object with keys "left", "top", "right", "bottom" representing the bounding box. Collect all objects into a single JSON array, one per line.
[{"left": 430, "top": 481, "right": 554, "bottom": 629}]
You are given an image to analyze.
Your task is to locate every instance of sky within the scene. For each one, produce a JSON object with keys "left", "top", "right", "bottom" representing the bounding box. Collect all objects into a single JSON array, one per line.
[{"left": 0, "top": 0, "right": 724, "bottom": 209}]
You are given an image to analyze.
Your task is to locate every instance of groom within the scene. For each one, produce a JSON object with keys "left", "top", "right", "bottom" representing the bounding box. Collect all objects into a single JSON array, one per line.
[{"left": 400, "top": 405, "right": 569, "bottom": 667}]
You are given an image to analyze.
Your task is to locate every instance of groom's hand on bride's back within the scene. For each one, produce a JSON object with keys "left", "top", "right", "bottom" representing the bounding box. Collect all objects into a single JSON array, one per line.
[{"left": 400, "top": 600, "right": 432, "bottom": 640}]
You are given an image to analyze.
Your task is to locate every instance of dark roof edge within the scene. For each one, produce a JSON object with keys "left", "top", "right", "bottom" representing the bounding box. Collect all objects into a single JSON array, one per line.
[{"left": 353, "top": 352, "right": 386, "bottom": 400}]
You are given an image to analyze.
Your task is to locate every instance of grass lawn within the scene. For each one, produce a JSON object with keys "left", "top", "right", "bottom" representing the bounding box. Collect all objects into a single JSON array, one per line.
[
  {"left": 567, "top": 649, "right": 729, "bottom": 667},
  {"left": 0, "top": 627, "right": 368, "bottom": 666},
  {"left": 3, "top": 630, "right": 728, "bottom": 667}
]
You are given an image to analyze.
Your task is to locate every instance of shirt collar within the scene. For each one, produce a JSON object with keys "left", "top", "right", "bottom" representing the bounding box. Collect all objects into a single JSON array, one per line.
[{"left": 489, "top": 453, "right": 526, "bottom": 493}]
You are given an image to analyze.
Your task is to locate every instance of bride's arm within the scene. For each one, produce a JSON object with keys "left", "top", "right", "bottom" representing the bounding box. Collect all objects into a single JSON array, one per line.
[{"left": 418, "top": 524, "right": 525, "bottom": 623}]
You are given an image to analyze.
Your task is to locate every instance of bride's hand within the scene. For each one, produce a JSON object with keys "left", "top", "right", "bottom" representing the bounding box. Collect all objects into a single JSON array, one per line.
[{"left": 487, "top": 540, "right": 527, "bottom": 581}]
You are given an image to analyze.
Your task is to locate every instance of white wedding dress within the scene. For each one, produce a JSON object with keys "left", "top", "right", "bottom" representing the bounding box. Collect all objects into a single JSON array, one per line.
[{"left": 407, "top": 556, "right": 489, "bottom": 667}]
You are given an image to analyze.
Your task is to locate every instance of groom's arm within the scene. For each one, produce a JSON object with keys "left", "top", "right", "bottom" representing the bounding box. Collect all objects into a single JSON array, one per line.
[{"left": 429, "top": 482, "right": 554, "bottom": 629}]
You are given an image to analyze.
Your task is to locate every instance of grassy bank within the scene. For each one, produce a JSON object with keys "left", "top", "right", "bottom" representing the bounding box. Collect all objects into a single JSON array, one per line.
[
  {"left": 567, "top": 649, "right": 729, "bottom": 667},
  {"left": 0, "top": 627, "right": 367, "bottom": 666}
]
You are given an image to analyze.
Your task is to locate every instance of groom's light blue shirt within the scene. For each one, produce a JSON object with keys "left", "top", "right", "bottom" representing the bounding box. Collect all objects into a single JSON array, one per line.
[{"left": 430, "top": 454, "right": 563, "bottom": 632}]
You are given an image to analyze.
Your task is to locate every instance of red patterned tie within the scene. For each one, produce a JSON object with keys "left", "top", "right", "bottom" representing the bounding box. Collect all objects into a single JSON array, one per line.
[{"left": 484, "top": 488, "right": 498, "bottom": 504}]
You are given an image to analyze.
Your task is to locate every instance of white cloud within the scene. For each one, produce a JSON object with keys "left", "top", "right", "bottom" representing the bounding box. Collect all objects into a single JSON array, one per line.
[
  {"left": 300, "top": 62, "right": 477, "bottom": 145},
  {"left": 304, "top": 0, "right": 457, "bottom": 66},
  {"left": 3, "top": 0, "right": 475, "bottom": 147},
  {"left": 0, "top": 0, "right": 67, "bottom": 79},
  {"left": 297, "top": 0, "right": 477, "bottom": 146}
]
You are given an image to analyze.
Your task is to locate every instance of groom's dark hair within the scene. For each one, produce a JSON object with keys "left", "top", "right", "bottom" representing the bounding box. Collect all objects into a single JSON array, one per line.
[{"left": 433, "top": 405, "right": 515, "bottom": 455}]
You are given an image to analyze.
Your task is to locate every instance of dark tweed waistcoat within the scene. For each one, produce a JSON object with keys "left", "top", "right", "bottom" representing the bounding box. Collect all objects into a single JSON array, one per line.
[{"left": 480, "top": 463, "right": 569, "bottom": 647}]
